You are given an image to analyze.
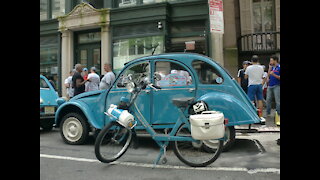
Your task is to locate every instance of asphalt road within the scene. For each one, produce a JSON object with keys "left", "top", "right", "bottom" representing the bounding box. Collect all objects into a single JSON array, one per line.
[{"left": 40, "top": 128, "right": 280, "bottom": 180}]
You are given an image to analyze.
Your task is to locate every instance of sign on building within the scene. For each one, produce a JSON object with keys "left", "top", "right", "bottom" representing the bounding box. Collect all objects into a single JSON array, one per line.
[{"left": 208, "top": 0, "right": 224, "bottom": 34}]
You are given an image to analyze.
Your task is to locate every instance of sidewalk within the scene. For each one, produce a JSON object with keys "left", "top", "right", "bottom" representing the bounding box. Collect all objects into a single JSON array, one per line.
[{"left": 235, "top": 109, "right": 280, "bottom": 133}]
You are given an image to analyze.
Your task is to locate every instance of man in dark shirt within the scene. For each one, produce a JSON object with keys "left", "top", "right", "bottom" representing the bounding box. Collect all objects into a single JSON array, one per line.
[
  {"left": 237, "top": 61, "right": 251, "bottom": 93},
  {"left": 72, "top": 64, "right": 88, "bottom": 96}
]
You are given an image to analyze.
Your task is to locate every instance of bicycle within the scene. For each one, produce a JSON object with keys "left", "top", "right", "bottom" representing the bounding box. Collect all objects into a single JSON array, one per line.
[{"left": 94, "top": 74, "right": 224, "bottom": 167}]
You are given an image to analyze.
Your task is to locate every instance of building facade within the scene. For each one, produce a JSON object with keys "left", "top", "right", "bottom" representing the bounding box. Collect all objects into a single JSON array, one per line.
[{"left": 40, "top": 0, "right": 280, "bottom": 97}]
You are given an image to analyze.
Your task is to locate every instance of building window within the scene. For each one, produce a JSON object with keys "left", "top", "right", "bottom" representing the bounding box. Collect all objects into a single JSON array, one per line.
[
  {"left": 40, "top": 0, "right": 48, "bottom": 20},
  {"left": 252, "top": 0, "right": 275, "bottom": 33},
  {"left": 113, "top": 36, "right": 164, "bottom": 74},
  {"left": 52, "top": 0, "right": 66, "bottom": 18},
  {"left": 40, "top": 35, "right": 59, "bottom": 92},
  {"left": 40, "top": 0, "right": 66, "bottom": 20}
]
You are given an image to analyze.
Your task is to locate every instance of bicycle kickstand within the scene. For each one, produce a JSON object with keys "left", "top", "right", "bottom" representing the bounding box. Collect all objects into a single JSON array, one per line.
[{"left": 153, "top": 144, "right": 168, "bottom": 168}]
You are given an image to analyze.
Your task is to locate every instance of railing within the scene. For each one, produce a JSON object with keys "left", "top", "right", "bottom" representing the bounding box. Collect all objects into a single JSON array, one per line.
[{"left": 238, "top": 32, "right": 280, "bottom": 53}]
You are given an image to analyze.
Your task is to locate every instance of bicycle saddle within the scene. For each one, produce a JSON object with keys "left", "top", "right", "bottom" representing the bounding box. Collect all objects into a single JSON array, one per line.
[{"left": 172, "top": 97, "right": 194, "bottom": 108}]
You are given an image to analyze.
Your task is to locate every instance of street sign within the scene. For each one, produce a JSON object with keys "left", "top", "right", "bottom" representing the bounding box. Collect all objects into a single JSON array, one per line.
[{"left": 208, "top": 0, "right": 224, "bottom": 34}]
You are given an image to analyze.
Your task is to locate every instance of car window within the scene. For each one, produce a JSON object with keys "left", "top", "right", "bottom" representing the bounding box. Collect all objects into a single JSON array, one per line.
[
  {"left": 155, "top": 61, "right": 193, "bottom": 87},
  {"left": 192, "top": 60, "right": 223, "bottom": 84},
  {"left": 116, "top": 62, "right": 150, "bottom": 88},
  {"left": 40, "top": 78, "right": 50, "bottom": 89}
]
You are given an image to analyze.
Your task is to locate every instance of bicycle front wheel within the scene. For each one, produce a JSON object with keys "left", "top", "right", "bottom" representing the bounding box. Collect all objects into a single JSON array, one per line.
[
  {"left": 94, "top": 121, "right": 132, "bottom": 163},
  {"left": 173, "top": 124, "right": 223, "bottom": 167}
]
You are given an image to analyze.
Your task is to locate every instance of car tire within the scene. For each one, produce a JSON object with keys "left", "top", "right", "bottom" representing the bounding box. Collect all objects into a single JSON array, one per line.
[{"left": 60, "top": 113, "right": 90, "bottom": 145}]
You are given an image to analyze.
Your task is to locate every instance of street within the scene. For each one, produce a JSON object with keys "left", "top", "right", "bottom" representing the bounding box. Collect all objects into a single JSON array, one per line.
[{"left": 40, "top": 126, "right": 280, "bottom": 180}]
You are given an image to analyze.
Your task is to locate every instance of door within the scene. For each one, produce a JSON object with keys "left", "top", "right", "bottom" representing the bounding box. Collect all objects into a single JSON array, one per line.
[
  {"left": 105, "top": 61, "right": 152, "bottom": 126},
  {"left": 151, "top": 60, "right": 196, "bottom": 126},
  {"left": 77, "top": 45, "right": 101, "bottom": 75}
]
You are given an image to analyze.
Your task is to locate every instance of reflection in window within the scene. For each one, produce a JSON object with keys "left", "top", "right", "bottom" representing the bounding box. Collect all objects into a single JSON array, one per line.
[
  {"left": 116, "top": 62, "right": 150, "bottom": 88},
  {"left": 40, "top": 0, "right": 48, "bottom": 20},
  {"left": 52, "top": 0, "right": 65, "bottom": 18},
  {"left": 155, "top": 61, "right": 192, "bottom": 87},
  {"left": 252, "top": 0, "right": 274, "bottom": 33},
  {"left": 113, "top": 36, "right": 164, "bottom": 74},
  {"left": 40, "top": 79, "right": 50, "bottom": 89},
  {"left": 192, "top": 60, "right": 223, "bottom": 84}
]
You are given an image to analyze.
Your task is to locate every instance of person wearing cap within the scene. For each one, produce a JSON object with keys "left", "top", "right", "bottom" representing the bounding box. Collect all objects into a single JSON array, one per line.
[
  {"left": 85, "top": 67, "right": 100, "bottom": 92},
  {"left": 237, "top": 61, "right": 251, "bottom": 94}
]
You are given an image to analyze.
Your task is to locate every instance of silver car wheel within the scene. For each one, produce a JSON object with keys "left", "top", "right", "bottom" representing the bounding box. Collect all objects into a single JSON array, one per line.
[{"left": 62, "top": 117, "right": 83, "bottom": 143}]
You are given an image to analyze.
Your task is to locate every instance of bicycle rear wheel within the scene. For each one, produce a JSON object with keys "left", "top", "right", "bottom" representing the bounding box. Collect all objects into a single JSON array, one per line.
[
  {"left": 94, "top": 121, "right": 132, "bottom": 163},
  {"left": 173, "top": 124, "right": 223, "bottom": 167}
]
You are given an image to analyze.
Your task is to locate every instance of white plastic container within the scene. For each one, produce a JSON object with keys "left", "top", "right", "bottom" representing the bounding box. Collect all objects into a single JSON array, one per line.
[{"left": 189, "top": 111, "right": 225, "bottom": 140}]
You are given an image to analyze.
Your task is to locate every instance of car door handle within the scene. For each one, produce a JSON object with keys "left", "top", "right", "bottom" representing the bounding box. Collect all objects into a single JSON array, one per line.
[
  {"left": 145, "top": 90, "right": 151, "bottom": 94},
  {"left": 189, "top": 88, "right": 195, "bottom": 93}
]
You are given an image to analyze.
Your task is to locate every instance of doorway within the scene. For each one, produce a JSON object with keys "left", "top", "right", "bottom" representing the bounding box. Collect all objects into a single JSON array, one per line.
[{"left": 75, "top": 31, "right": 102, "bottom": 75}]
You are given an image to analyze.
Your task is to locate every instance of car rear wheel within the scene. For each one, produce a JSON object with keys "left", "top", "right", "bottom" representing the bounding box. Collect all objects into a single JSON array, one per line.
[{"left": 60, "top": 113, "right": 90, "bottom": 145}]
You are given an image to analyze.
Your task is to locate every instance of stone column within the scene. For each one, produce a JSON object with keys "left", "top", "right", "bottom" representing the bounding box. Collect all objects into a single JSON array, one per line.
[
  {"left": 60, "top": 30, "right": 74, "bottom": 97},
  {"left": 100, "top": 25, "right": 111, "bottom": 75},
  {"left": 210, "top": 33, "right": 224, "bottom": 67}
]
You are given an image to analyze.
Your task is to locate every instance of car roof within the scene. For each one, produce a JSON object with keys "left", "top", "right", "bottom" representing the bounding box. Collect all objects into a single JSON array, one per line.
[{"left": 125, "top": 53, "right": 216, "bottom": 66}]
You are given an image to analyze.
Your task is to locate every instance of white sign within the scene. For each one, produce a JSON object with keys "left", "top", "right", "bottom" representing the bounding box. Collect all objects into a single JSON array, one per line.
[{"left": 208, "top": 0, "right": 224, "bottom": 34}]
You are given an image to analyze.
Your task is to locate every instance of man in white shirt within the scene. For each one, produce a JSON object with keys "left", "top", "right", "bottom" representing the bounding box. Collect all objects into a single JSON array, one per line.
[
  {"left": 86, "top": 67, "right": 100, "bottom": 92},
  {"left": 245, "top": 55, "right": 264, "bottom": 116},
  {"left": 100, "top": 63, "right": 115, "bottom": 90},
  {"left": 64, "top": 70, "right": 75, "bottom": 99}
]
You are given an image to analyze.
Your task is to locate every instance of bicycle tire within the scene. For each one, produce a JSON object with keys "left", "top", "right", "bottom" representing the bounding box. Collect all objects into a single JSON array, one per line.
[
  {"left": 94, "top": 121, "right": 132, "bottom": 163},
  {"left": 173, "top": 124, "right": 224, "bottom": 167}
]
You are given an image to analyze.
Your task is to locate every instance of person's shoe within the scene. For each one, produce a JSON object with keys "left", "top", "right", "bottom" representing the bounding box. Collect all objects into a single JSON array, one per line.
[
  {"left": 276, "top": 138, "right": 280, "bottom": 145},
  {"left": 260, "top": 117, "right": 266, "bottom": 125}
]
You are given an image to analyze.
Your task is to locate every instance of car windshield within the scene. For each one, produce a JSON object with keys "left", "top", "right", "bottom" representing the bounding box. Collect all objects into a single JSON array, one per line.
[{"left": 40, "top": 78, "right": 50, "bottom": 89}]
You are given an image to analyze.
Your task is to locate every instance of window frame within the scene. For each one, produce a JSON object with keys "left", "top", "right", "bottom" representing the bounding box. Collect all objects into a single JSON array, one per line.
[{"left": 191, "top": 60, "right": 224, "bottom": 85}]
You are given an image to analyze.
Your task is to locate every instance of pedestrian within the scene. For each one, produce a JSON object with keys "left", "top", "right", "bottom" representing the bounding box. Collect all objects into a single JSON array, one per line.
[
  {"left": 99, "top": 63, "right": 115, "bottom": 90},
  {"left": 86, "top": 67, "right": 100, "bottom": 92},
  {"left": 244, "top": 55, "right": 265, "bottom": 118},
  {"left": 64, "top": 69, "right": 76, "bottom": 99},
  {"left": 237, "top": 61, "right": 251, "bottom": 93},
  {"left": 72, "top": 64, "right": 88, "bottom": 96},
  {"left": 266, "top": 55, "right": 280, "bottom": 117},
  {"left": 82, "top": 68, "right": 88, "bottom": 80}
]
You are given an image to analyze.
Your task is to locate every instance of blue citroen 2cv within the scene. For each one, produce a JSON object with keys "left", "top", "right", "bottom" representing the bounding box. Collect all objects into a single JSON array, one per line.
[{"left": 55, "top": 53, "right": 261, "bottom": 150}]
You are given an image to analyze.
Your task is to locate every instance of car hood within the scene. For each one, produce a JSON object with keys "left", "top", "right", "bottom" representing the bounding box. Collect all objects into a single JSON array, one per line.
[
  {"left": 70, "top": 90, "right": 105, "bottom": 101},
  {"left": 40, "top": 89, "right": 59, "bottom": 106}
]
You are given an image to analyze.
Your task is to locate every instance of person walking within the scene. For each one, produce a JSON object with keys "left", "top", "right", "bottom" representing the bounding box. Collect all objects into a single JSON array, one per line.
[
  {"left": 266, "top": 55, "right": 280, "bottom": 117},
  {"left": 99, "top": 63, "right": 115, "bottom": 90},
  {"left": 237, "top": 61, "right": 251, "bottom": 94},
  {"left": 86, "top": 67, "right": 100, "bottom": 92},
  {"left": 245, "top": 55, "right": 265, "bottom": 118},
  {"left": 72, "top": 64, "right": 88, "bottom": 96},
  {"left": 64, "top": 69, "right": 76, "bottom": 99}
]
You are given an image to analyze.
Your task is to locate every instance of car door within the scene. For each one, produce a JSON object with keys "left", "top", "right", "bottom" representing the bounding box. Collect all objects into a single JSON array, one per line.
[
  {"left": 151, "top": 59, "right": 196, "bottom": 126},
  {"left": 105, "top": 61, "right": 151, "bottom": 126}
]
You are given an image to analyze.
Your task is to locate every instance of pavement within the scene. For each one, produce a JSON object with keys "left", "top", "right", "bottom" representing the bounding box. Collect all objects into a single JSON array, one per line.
[{"left": 235, "top": 109, "right": 280, "bottom": 133}]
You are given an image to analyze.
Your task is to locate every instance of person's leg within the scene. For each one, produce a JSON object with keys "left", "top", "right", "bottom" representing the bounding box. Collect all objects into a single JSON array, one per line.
[
  {"left": 266, "top": 87, "right": 274, "bottom": 115},
  {"left": 247, "top": 85, "right": 255, "bottom": 104},
  {"left": 274, "top": 85, "right": 280, "bottom": 115},
  {"left": 256, "top": 84, "right": 264, "bottom": 115}
]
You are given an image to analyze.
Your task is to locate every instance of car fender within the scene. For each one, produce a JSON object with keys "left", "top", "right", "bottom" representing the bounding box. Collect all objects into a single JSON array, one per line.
[
  {"left": 198, "top": 91, "right": 260, "bottom": 126},
  {"left": 55, "top": 101, "right": 104, "bottom": 129}
]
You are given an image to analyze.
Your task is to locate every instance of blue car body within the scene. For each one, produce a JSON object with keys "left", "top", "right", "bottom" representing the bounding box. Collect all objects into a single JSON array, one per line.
[
  {"left": 55, "top": 53, "right": 260, "bottom": 132},
  {"left": 40, "top": 75, "right": 59, "bottom": 130}
]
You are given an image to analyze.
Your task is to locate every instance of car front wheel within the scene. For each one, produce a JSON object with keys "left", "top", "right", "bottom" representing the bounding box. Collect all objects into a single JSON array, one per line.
[{"left": 60, "top": 113, "right": 89, "bottom": 145}]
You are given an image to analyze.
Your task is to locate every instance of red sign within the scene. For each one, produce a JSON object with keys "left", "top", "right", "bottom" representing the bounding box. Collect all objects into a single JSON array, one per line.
[{"left": 208, "top": 0, "right": 224, "bottom": 34}]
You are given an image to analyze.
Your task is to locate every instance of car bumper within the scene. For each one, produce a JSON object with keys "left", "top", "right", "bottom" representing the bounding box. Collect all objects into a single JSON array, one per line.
[{"left": 40, "top": 114, "right": 55, "bottom": 120}]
